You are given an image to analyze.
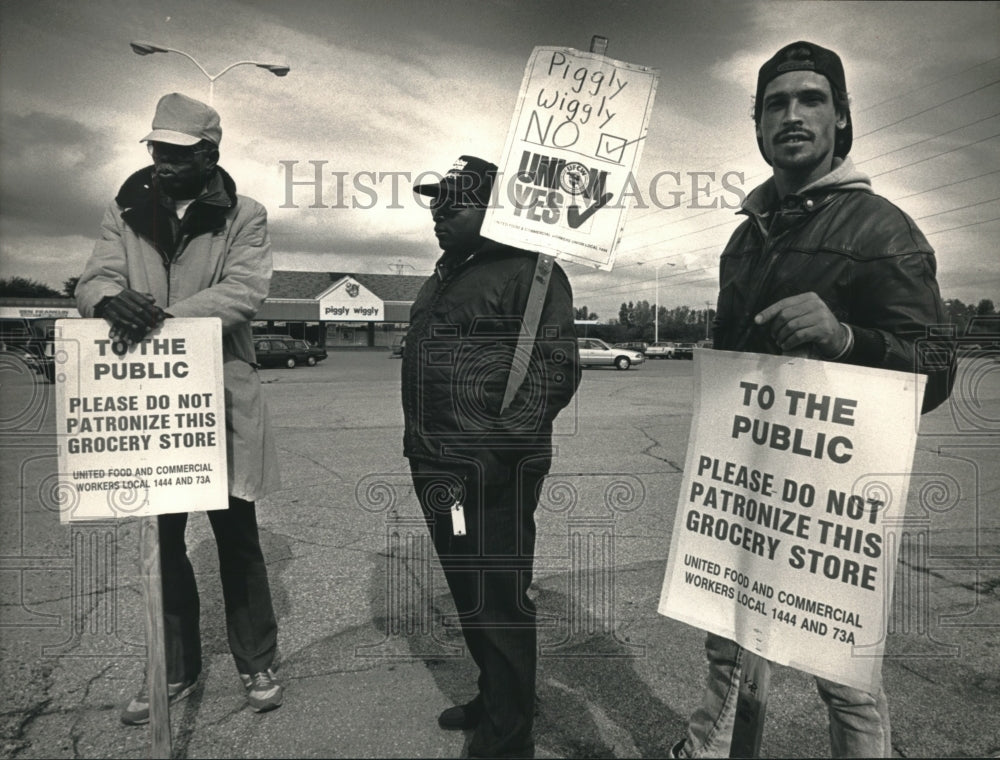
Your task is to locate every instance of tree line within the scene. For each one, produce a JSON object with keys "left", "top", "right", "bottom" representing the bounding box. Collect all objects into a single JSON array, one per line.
[
  {"left": 574, "top": 297, "right": 997, "bottom": 344},
  {"left": 1, "top": 277, "right": 995, "bottom": 340},
  {"left": 0, "top": 276, "right": 79, "bottom": 298}
]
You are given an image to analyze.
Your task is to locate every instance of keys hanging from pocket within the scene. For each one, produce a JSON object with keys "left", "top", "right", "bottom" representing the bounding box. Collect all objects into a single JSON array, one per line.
[{"left": 451, "top": 500, "right": 466, "bottom": 537}]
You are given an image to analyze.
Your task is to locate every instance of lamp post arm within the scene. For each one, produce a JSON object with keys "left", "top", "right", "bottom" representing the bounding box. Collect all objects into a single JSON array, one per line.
[
  {"left": 158, "top": 46, "right": 213, "bottom": 81},
  {"left": 210, "top": 60, "right": 267, "bottom": 82}
]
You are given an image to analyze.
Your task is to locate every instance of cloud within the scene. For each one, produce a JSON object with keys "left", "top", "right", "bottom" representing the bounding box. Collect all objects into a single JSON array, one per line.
[{"left": 0, "top": 110, "right": 123, "bottom": 236}]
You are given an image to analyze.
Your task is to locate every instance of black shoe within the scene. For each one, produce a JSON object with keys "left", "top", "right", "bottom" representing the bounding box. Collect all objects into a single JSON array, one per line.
[{"left": 438, "top": 695, "right": 483, "bottom": 730}]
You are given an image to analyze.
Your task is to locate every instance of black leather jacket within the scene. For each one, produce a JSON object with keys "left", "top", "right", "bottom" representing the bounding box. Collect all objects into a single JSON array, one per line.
[
  {"left": 715, "top": 164, "right": 953, "bottom": 413},
  {"left": 401, "top": 241, "right": 581, "bottom": 481}
]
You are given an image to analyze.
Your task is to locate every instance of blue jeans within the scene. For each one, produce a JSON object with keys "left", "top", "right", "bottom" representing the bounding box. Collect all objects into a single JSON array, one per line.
[{"left": 680, "top": 633, "right": 891, "bottom": 758}]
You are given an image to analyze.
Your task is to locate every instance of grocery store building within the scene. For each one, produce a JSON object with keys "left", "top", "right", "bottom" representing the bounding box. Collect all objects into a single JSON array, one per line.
[
  {"left": 255, "top": 271, "right": 427, "bottom": 348},
  {"left": 0, "top": 271, "right": 429, "bottom": 350}
]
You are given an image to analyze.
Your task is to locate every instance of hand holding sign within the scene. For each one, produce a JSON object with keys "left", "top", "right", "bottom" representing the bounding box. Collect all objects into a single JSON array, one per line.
[
  {"left": 755, "top": 292, "right": 849, "bottom": 358},
  {"left": 97, "top": 288, "right": 168, "bottom": 348}
]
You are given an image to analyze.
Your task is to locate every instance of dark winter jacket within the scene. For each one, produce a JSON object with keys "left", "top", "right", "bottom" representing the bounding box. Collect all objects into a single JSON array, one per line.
[
  {"left": 714, "top": 158, "right": 953, "bottom": 413},
  {"left": 401, "top": 241, "right": 581, "bottom": 482}
]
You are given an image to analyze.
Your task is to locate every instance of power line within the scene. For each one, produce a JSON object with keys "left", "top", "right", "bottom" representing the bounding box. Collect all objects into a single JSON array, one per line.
[
  {"left": 924, "top": 215, "right": 1000, "bottom": 236},
  {"left": 853, "top": 55, "right": 1000, "bottom": 121},
  {"left": 620, "top": 74, "right": 1000, "bottom": 248},
  {"left": 916, "top": 196, "right": 1000, "bottom": 221},
  {"left": 577, "top": 58, "right": 1000, "bottom": 310},
  {"left": 625, "top": 55, "right": 1000, "bottom": 229},
  {"left": 621, "top": 126, "right": 998, "bottom": 254},
  {"left": 870, "top": 132, "right": 1000, "bottom": 178},
  {"left": 854, "top": 78, "right": 1000, "bottom": 141},
  {"left": 622, "top": 60, "right": 1000, "bottom": 237},
  {"left": 573, "top": 265, "right": 714, "bottom": 299},
  {"left": 620, "top": 130, "right": 998, "bottom": 258},
  {"left": 894, "top": 168, "right": 1000, "bottom": 201},
  {"left": 855, "top": 111, "right": 1000, "bottom": 167}
]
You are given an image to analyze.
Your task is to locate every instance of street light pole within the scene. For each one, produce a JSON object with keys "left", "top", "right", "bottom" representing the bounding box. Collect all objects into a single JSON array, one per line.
[
  {"left": 705, "top": 300, "right": 712, "bottom": 339},
  {"left": 130, "top": 41, "right": 289, "bottom": 105},
  {"left": 639, "top": 261, "right": 675, "bottom": 344},
  {"left": 655, "top": 267, "right": 659, "bottom": 344}
]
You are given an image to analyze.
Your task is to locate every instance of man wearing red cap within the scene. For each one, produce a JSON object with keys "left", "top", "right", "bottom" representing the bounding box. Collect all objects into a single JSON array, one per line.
[
  {"left": 76, "top": 93, "right": 284, "bottom": 723},
  {"left": 403, "top": 156, "right": 581, "bottom": 758},
  {"left": 672, "top": 42, "right": 953, "bottom": 758}
]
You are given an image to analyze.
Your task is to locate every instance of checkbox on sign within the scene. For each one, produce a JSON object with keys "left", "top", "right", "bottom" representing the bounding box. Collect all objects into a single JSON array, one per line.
[{"left": 596, "top": 133, "right": 629, "bottom": 163}]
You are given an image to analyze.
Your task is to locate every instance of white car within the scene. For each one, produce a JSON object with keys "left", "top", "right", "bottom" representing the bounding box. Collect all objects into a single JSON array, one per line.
[
  {"left": 644, "top": 342, "right": 676, "bottom": 359},
  {"left": 577, "top": 338, "right": 645, "bottom": 370}
]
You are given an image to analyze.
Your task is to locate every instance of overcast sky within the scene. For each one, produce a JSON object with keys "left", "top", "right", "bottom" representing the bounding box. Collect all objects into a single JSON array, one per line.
[{"left": 1, "top": 0, "right": 997, "bottom": 320}]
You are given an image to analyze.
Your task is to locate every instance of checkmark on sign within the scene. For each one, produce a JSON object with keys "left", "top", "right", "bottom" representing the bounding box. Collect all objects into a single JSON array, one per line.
[
  {"left": 597, "top": 134, "right": 629, "bottom": 162},
  {"left": 566, "top": 192, "right": 614, "bottom": 229}
]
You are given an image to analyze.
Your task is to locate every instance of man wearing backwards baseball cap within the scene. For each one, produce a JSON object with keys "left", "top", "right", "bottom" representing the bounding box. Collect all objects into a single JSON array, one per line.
[
  {"left": 670, "top": 42, "right": 952, "bottom": 758},
  {"left": 76, "top": 92, "right": 284, "bottom": 722},
  {"left": 402, "top": 156, "right": 580, "bottom": 758}
]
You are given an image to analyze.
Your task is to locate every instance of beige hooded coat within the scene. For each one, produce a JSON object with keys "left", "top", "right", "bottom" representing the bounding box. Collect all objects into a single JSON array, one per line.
[{"left": 76, "top": 166, "right": 280, "bottom": 502}]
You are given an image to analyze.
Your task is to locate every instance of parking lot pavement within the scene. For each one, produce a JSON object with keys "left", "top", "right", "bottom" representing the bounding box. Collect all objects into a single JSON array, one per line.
[{"left": 1, "top": 352, "right": 997, "bottom": 758}]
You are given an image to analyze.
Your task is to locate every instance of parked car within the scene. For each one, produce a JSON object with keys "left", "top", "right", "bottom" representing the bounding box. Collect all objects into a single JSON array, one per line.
[
  {"left": 390, "top": 334, "right": 406, "bottom": 358},
  {"left": 613, "top": 341, "right": 648, "bottom": 354},
  {"left": 644, "top": 342, "right": 676, "bottom": 359},
  {"left": 674, "top": 342, "right": 696, "bottom": 360},
  {"left": 578, "top": 338, "right": 645, "bottom": 370},
  {"left": 960, "top": 315, "right": 1000, "bottom": 355},
  {"left": 253, "top": 337, "right": 328, "bottom": 368}
]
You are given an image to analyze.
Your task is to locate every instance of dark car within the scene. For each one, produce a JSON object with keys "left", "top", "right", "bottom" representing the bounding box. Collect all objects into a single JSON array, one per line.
[
  {"left": 390, "top": 334, "right": 406, "bottom": 358},
  {"left": 674, "top": 342, "right": 695, "bottom": 360},
  {"left": 253, "top": 338, "right": 328, "bottom": 368}
]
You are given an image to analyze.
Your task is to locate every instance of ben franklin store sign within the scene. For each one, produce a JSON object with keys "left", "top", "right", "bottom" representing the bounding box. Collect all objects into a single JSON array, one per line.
[
  {"left": 318, "top": 276, "right": 384, "bottom": 321},
  {"left": 55, "top": 319, "right": 227, "bottom": 522}
]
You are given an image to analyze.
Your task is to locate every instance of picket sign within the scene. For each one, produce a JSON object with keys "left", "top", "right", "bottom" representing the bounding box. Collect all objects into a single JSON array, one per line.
[
  {"left": 55, "top": 317, "right": 228, "bottom": 758},
  {"left": 657, "top": 350, "right": 926, "bottom": 756},
  {"left": 499, "top": 35, "right": 658, "bottom": 411}
]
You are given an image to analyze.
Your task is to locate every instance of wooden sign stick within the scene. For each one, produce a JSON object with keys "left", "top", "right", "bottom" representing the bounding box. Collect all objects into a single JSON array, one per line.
[
  {"left": 140, "top": 516, "right": 171, "bottom": 758},
  {"left": 500, "top": 35, "right": 608, "bottom": 414},
  {"left": 729, "top": 651, "right": 771, "bottom": 757}
]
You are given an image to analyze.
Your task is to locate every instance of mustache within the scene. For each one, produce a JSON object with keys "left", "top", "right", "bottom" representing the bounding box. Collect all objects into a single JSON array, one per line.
[{"left": 774, "top": 128, "right": 814, "bottom": 143}]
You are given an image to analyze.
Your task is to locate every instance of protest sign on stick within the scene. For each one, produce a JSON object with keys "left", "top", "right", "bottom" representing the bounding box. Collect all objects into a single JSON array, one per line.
[
  {"left": 482, "top": 44, "right": 658, "bottom": 271},
  {"left": 658, "top": 349, "right": 926, "bottom": 693},
  {"left": 497, "top": 37, "right": 658, "bottom": 411},
  {"left": 54, "top": 317, "right": 228, "bottom": 756}
]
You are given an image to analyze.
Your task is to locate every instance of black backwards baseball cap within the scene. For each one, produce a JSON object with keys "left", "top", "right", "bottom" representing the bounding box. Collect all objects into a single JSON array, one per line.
[
  {"left": 753, "top": 41, "right": 852, "bottom": 163},
  {"left": 414, "top": 155, "right": 497, "bottom": 207}
]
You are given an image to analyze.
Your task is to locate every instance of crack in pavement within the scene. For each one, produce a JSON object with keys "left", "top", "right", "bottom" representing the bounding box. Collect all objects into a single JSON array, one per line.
[
  {"left": 67, "top": 663, "right": 113, "bottom": 759},
  {"left": 899, "top": 556, "right": 1000, "bottom": 595},
  {"left": 268, "top": 532, "right": 371, "bottom": 556},
  {"left": 544, "top": 675, "right": 640, "bottom": 758},
  {"left": 5, "top": 659, "right": 57, "bottom": 759},
  {"left": 275, "top": 446, "right": 346, "bottom": 482},
  {"left": 637, "top": 425, "right": 684, "bottom": 471}
]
